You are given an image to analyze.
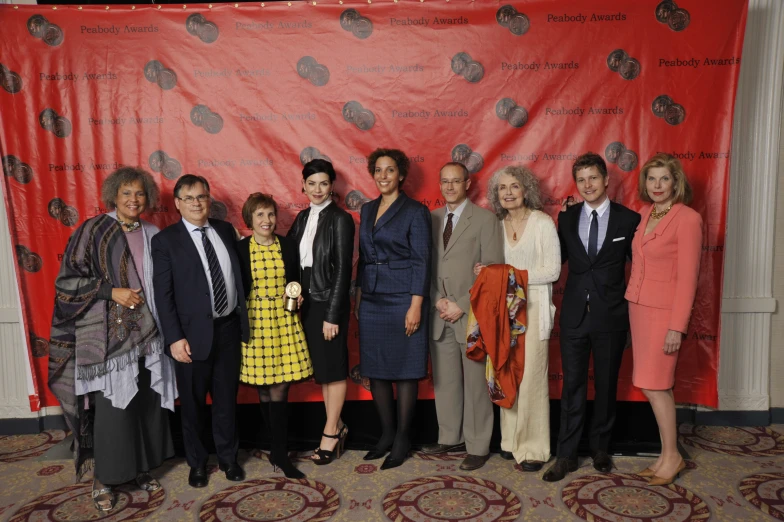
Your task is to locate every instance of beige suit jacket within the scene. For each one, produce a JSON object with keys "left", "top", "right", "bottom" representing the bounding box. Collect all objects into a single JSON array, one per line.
[{"left": 430, "top": 200, "right": 504, "bottom": 341}]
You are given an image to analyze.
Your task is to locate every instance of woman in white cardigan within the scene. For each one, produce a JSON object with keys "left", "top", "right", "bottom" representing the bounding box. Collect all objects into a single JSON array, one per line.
[{"left": 477, "top": 165, "right": 561, "bottom": 471}]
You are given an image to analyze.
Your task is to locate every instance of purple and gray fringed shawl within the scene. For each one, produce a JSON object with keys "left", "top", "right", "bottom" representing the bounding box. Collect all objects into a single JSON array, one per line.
[{"left": 48, "top": 214, "right": 159, "bottom": 480}]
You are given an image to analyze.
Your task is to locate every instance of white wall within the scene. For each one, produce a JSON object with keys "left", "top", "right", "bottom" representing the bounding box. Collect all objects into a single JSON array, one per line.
[
  {"left": 0, "top": 185, "right": 37, "bottom": 419},
  {"left": 771, "top": 89, "right": 784, "bottom": 409}
]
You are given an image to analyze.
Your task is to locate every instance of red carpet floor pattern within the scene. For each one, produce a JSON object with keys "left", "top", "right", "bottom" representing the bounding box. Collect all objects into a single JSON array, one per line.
[{"left": 0, "top": 424, "right": 783, "bottom": 521}]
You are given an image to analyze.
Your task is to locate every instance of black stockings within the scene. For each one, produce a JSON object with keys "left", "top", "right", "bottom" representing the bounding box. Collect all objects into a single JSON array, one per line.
[
  {"left": 257, "top": 382, "right": 304, "bottom": 478},
  {"left": 370, "top": 379, "right": 418, "bottom": 460},
  {"left": 257, "top": 382, "right": 291, "bottom": 404}
]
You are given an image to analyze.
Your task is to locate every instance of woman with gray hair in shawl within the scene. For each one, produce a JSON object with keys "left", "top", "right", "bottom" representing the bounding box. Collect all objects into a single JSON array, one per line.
[{"left": 48, "top": 166, "right": 176, "bottom": 512}]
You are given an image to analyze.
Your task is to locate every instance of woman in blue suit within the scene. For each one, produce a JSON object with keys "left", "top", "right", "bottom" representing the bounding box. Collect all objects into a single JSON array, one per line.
[{"left": 353, "top": 148, "right": 432, "bottom": 470}]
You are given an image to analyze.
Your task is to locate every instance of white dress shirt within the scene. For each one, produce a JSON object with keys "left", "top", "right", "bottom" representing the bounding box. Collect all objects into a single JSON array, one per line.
[
  {"left": 579, "top": 197, "right": 611, "bottom": 253},
  {"left": 182, "top": 218, "right": 237, "bottom": 317},
  {"left": 442, "top": 198, "right": 469, "bottom": 232},
  {"left": 299, "top": 199, "right": 332, "bottom": 268}
]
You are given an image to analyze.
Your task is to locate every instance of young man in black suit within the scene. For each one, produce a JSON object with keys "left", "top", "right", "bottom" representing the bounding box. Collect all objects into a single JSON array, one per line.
[
  {"left": 152, "top": 175, "right": 249, "bottom": 488},
  {"left": 543, "top": 153, "right": 641, "bottom": 482}
]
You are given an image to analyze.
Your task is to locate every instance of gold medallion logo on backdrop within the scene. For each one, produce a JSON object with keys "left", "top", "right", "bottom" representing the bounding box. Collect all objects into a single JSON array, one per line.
[
  {"left": 651, "top": 95, "right": 686, "bottom": 126},
  {"left": 296, "top": 56, "right": 330, "bottom": 87},
  {"left": 144, "top": 60, "right": 178, "bottom": 90},
  {"left": 2, "top": 155, "right": 34, "bottom": 184},
  {"left": 451, "top": 145, "right": 484, "bottom": 175},
  {"left": 605, "top": 142, "right": 639, "bottom": 172},
  {"left": 27, "top": 14, "right": 64, "bottom": 46},
  {"left": 186, "top": 13, "right": 219, "bottom": 43},
  {"left": 342, "top": 101, "right": 375, "bottom": 131},
  {"left": 496, "top": 98, "right": 529, "bottom": 128},
  {"left": 300, "top": 147, "right": 332, "bottom": 166},
  {"left": 0, "top": 63, "right": 23, "bottom": 94},
  {"left": 655, "top": 0, "right": 690, "bottom": 31},
  {"left": 148, "top": 151, "right": 183, "bottom": 181}
]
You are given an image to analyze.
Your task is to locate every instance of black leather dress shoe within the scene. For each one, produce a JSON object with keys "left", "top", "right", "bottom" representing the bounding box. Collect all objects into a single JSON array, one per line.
[
  {"left": 592, "top": 451, "right": 613, "bottom": 473},
  {"left": 499, "top": 450, "right": 515, "bottom": 461},
  {"left": 219, "top": 461, "right": 245, "bottom": 481},
  {"left": 188, "top": 466, "right": 208, "bottom": 488},
  {"left": 542, "top": 458, "right": 578, "bottom": 482},
  {"left": 521, "top": 460, "right": 544, "bottom": 472},
  {"left": 421, "top": 442, "right": 466, "bottom": 455}
]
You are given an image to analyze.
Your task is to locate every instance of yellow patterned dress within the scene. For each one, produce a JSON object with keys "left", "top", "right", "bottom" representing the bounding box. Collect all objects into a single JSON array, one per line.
[{"left": 240, "top": 237, "right": 313, "bottom": 385}]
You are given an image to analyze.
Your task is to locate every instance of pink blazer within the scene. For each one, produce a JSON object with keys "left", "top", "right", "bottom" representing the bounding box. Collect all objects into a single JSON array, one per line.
[{"left": 625, "top": 203, "right": 703, "bottom": 333}]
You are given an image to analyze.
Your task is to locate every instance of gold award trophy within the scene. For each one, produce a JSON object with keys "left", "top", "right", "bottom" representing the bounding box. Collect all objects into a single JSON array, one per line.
[{"left": 284, "top": 282, "right": 302, "bottom": 312}]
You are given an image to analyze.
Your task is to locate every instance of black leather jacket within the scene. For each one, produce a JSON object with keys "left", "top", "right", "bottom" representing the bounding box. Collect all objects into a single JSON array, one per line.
[{"left": 287, "top": 202, "right": 355, "bottom": 324}]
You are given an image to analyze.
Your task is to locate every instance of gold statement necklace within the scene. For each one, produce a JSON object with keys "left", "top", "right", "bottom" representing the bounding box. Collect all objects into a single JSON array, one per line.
[
  {"left": 506, "top": 211, "right": 530, "bottom": 241},
  {"left": 650, "top": 203, "right": 673, "bottom": 220}
]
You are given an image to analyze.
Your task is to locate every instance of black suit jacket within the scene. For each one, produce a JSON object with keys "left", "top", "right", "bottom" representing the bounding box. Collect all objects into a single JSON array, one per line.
[
  {"left": 558, "top": 202, "right": 641, "bottom": 331},
  {"left": 151, "top": 218, "right": 250, "bottom": 360},
  {"left": 237, "top": 234, "right": 300, "bottom": 302}
]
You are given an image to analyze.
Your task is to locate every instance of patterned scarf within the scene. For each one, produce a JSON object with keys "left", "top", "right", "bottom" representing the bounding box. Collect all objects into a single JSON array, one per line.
[
  {"left": 48, "top": 214, "right": 159, "bottom": 479},
  {"left": 466, "top": 265, "right": 527, "bottom": 408}
]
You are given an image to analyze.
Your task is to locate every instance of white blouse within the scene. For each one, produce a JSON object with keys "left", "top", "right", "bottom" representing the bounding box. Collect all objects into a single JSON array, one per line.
[
  {"left": 299, "top": 199, "right": 332, "bottom": 268},
  {"left": 502, "top": 210, "right": 562, "bottom": 340}
]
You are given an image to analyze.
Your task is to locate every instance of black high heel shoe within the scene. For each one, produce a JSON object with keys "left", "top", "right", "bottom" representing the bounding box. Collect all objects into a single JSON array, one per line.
[
  {"left": 380, "top": 445, "right": 411, "bottom": 470},
  {"left": 363, "top": 442, "right": 392, "bottom": 461},
  {"left": 270, "top": 453, "right": 306, "bottom": 479},
  {"left": 312, "top": 425, "right": 348, "bottom": 466}
]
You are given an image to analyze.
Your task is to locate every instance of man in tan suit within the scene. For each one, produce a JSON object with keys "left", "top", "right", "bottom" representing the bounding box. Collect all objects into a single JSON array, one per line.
[{"left": 422, "top": 162, "right": 504, "bottom": 470}]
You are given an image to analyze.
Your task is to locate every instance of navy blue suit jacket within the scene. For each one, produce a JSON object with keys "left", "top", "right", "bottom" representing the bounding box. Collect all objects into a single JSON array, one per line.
[
  {"left": 558, "top": 201, "right": 641, "bottom": 331},
  {"left": 357, "top": 192, "right": 431, "bottom": 296},
  {"left": 151, "top": 218, "right": 250, "bottom": 361}
]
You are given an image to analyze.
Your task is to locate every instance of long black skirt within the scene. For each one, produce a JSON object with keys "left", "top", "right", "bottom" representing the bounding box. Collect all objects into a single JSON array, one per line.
[
  {"left": 301, "top": 268, "right": 349, "bottom": 384},
  {"left": 93, "top": 359, "right": 174, "bottom": 484}
]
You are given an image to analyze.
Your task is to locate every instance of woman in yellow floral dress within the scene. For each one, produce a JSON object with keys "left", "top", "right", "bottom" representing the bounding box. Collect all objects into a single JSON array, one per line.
[{"left": 238, "top": 192, "right": 313, "bottom": 478}]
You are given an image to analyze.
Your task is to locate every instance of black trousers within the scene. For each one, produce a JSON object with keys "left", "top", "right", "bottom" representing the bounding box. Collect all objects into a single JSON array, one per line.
[
  {"left": 557, "top": 304, "right": 627, "bottom": 459},
  {"left": 94, "top": 360, "right": 174, "bottom": 484},
  {"left": 174, "top": 313, "right": 241, "bottom": 468}
]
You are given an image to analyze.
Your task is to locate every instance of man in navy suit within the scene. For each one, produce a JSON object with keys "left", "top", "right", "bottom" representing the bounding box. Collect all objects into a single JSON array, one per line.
[
  {"left": 543, "top": 153, "right": 641, "bottom": 482},
  {"left": 152, "top": 174, "right": 249, "bottom": 488}
]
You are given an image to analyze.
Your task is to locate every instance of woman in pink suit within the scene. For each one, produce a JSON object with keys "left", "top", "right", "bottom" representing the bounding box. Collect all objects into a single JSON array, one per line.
[{"left": 625, "top": 153, "right": 702, "bottom": 486}]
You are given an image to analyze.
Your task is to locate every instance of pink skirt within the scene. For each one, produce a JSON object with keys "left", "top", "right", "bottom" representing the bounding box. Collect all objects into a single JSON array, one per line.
[{"left": 629, "top": 302, "right": 679, "bottom": 390}]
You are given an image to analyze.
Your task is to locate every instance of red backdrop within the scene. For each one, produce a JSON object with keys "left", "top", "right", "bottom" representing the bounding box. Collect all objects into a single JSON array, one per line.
[{"left": 0, "top": 0, "right": 746, "bottom": 410}]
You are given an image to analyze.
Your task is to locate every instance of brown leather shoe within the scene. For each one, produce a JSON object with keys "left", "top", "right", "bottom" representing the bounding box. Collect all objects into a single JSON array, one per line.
[
  {"left": 459, "top": 454, "right": 490, "bottom": 471},
  {"left": 420, "top": 442, "right": 466, "bottom": 455}
]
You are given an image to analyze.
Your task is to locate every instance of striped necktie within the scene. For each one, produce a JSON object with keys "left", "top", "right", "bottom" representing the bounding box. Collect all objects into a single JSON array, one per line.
[{"left": 198, "top": 227, "right": 228, "bottom": 315}]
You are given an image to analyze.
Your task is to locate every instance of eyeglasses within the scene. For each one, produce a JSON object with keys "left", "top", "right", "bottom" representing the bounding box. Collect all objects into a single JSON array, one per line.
[
  {"left": 177, "top": 194, "right": 210, "bottom": 204},
  {"left": 440, "top": 179, "right": 466, "bottom": 186}
]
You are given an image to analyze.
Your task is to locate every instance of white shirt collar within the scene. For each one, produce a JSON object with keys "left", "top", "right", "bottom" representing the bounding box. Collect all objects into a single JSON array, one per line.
[
  {"left": 182, "top": 217, "right": 209, "bottom": 232},
  {"left": 309, "top": 198, "right": 332, "bottom": 214},
  {"left": 445, "top": 198, "right": 469, "bottom": 220},
  {"left": 583, "top": 197, "right": 611, "bottom": 218}
]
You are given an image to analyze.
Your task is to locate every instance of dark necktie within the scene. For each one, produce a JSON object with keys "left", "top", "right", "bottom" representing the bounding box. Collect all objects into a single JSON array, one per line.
[
  {"left": 588, "top": 210, "right": 598, "bottom": 260},
  {"left": 443, "top": 213, "right": 454, "bottom": 249},
  {"left": 198, "top": 227, "right": 228, "bottom": 315}
]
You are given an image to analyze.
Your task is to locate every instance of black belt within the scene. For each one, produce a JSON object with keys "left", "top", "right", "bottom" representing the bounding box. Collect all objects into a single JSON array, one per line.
[{"left": 213, "top": 307, "right": 240, "bottom": 325}]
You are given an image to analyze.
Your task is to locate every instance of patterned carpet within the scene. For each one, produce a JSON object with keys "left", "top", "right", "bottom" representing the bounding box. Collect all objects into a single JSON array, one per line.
[{"left": 0, "top": 424, "right": 783, "bottom": 521}]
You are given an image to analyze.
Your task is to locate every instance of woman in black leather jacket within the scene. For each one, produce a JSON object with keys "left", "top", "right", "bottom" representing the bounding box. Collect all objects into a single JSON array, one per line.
[{"left": 288, "top": 159, "right": 355, "bottom": 465}]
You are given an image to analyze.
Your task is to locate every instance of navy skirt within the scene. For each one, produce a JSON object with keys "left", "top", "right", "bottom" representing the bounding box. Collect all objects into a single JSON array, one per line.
[{"left": 358, "top": 292, "right": 429, "bottom": 380}]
